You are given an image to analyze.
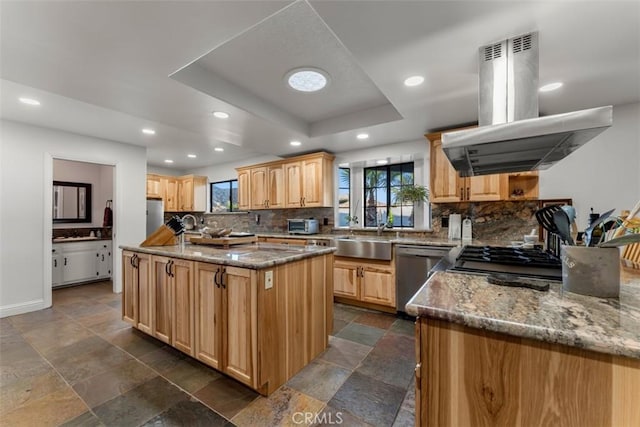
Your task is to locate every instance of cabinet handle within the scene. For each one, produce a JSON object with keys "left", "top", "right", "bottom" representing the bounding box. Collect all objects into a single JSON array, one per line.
[
  {"left": 101, "top": 254, "right": 105, "bottom": 262},
  {"left": 466, "top": 187, "right": 470, "bottom": 200},
  {"left": 214, "top": 268, "right": 220, "bottom": 288},
  {"left": 54, "top": 259, "right": 57, "bottom": 268},
  {"left": 165, "top": 260, "right": 170, "bottom": 276},
  {"left": 460, "top": 187, "right": 464, "bottom": 199},
  {"left": 64, "top": 257, "right": 67, "bottom": 266},
  {"left": 220, "top": 268, "right": 226, "bottom": 289},
  {"left": 133, "top": 254, "right": 139, "bottom": 269},
  {"left": 169, "top": 260, "right": 174, "bottom": 277}
]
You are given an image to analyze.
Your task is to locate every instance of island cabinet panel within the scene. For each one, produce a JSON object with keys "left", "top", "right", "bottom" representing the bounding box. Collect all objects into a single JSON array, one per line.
[
  {"left": 415, "top": 317, "right": 640, "bottom": 427},
  {"left": 194, "top": 263, "right": 223, "bottom": 370},
  {"left": 171, "top": 259, "right": 195, "bottom": 356},
  {"left": 136, "top": 254, "right": 152, "bottom": 334},
  {"left": 122, "top": 252, "right": 151, "bottom": 333},
  {"left": 151, "top": 256, "right": 173, "bottom": 344}
]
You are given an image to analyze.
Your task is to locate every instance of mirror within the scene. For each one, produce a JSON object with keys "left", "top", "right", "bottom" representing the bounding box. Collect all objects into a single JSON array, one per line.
[{"left": 53, "top": 181, "right": 92, "bottom": 223}]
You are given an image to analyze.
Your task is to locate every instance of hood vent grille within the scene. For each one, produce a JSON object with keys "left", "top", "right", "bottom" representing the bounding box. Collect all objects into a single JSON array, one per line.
[
  {"left": 512, "top": 33, "right": 533, "bottom": 53},
  {"left": 484, "top": 43, "right": 502, "bottom": 61}
]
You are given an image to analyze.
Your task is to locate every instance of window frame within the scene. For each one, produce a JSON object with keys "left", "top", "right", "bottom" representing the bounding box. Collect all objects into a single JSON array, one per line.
[
  {"left": 337, "top": 167, "right": 351, "bottom": 227},
  {"left": 363, "top": 162, "right": 415, "bottom": 228},
  {"left": 209, "top": 179, "right": 238, "bottom": 212}
]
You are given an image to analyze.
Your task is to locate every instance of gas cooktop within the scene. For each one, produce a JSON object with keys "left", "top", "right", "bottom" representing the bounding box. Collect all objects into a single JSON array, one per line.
[{"left": 449, "top": 245, "right": 562, "bottom": 281}]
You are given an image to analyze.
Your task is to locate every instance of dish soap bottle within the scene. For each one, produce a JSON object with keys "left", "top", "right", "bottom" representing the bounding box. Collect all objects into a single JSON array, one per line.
[{"left": 462, "top": 217, "right": 473, "bottom": 241}]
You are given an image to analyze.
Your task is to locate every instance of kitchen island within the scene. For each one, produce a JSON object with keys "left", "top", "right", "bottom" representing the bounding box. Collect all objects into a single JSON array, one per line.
[
  {"left": 120, "top": 242, "right": 335, "bottom": 396},
  {"left": 406, "top": 263, "right": 640, "bottom": 427}
]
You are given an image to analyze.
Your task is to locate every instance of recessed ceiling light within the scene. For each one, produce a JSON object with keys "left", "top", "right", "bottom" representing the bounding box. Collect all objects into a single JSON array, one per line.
[
  {"left": 404, "top": 75, "right": 425, "bottom": 87},
  {"left": 357, "top": 133, "right": 369, "bottom": 140},
  {"left": 19, "top": 97, "right": 40, "bottom": 106},
  {"left": 539, "top": 82, "right": 563, "bottom": 92},
  {"left": 164, "top": 159, "right": 174, "bottom": 164},
  {"left": 290, "top": 140, "right": 302, "bottom": 146},
  {"left": 142, "top": 128, "right": 155, "bottom": 135},
  {"left": 213, "top": 111, "right": 229, "bottom": 119},
  {"left": 286, "top": 67, "right": 329, "bottom": 92},
  {"left": 187, "top": 154, "right": 197, "bottom": 158},
  {"left": 376, "top": 159, "right": 388, "bottom": 165},
  {"left": 214, "top": 147, "right": 224, "bottom": 152}
]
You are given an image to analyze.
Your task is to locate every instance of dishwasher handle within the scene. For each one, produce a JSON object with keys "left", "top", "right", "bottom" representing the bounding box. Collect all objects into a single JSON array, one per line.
[{"left": 396, "top": 246, "right": 452, "bottom": 258}]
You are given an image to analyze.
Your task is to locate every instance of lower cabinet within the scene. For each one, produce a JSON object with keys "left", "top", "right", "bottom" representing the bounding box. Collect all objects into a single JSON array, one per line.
[
  {"left": 53, "top": 241, "right": 113, "bottom": 287},
  {"left": 122, "top": 251, "right": 152, "bottom": 334},
  {"left": 195, "top": 262, "right": 257, "bottom": 387},
  {"left": 334, "top": 257, "right": 395, "bottom": 309}
]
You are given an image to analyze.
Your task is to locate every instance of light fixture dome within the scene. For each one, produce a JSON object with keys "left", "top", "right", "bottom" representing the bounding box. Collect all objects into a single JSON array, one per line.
[{"left": 285, "top": 67, "right": 329, "bottom": 92}]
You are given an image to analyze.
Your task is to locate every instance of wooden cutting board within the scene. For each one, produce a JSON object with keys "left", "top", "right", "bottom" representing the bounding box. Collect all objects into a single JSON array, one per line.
[{"left": 189, "top": 235, "right": 257, "bottom": 248}]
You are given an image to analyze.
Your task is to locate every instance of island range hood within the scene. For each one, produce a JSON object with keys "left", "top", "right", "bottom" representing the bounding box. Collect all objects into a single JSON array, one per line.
[{"left": 441, "top": 32, "right": 612, "bottom": 177}]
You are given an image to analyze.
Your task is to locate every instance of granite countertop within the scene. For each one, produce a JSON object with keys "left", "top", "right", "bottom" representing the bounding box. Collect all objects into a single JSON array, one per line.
[
  {"left": 406, "top": 267, "right": 640, "bottom": 359},
  {"left": 120, "top": 243, "right": 336, "bottom": 270}
]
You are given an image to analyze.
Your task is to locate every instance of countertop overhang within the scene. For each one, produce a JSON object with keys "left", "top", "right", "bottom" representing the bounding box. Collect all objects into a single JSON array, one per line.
[{"left": 120, "top": 242, "right": 336, "bottom": 269}]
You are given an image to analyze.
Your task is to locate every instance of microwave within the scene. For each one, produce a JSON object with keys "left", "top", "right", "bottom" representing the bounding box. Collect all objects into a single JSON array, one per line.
[{"left": 287, "top": 219, "right": 319, "bottom": 235}]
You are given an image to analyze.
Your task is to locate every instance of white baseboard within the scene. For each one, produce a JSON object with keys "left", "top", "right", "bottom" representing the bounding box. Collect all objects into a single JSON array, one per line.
[{"left": 0, "top": 299, "right": 48, "bottom": 318}]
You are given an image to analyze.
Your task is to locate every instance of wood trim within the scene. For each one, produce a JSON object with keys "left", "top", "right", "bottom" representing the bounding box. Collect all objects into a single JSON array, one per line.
[
  {"left": 235, "top": 151, "right": 335, "bottom": 172},
  {"left": 333, "top": 296, "right": 396, "bottom": 314}
]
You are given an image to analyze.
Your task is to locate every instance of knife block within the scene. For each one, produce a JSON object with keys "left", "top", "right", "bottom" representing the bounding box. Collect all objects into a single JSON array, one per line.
[{"left": 141, "top": 225, "right": 177, "bottom": 247}]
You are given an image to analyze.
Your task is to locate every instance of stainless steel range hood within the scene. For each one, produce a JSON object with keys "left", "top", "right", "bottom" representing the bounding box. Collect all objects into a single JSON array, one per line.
[{"left": 441, "top": 32, "right": 612, "bottom": 177}]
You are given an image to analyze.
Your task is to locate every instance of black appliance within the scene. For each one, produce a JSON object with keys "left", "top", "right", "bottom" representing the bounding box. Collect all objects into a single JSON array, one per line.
[{"left": 448, "top": 245, "right": 562, "bottom": 281}]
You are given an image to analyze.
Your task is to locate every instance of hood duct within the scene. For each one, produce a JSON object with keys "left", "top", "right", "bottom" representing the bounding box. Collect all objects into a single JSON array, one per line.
[{"left": 441, "top": 32, "right": 612, "bottom": 177}]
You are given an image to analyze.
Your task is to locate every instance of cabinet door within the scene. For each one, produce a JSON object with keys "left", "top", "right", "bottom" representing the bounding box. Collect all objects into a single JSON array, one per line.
[
  {"left": 333, "top": 259, "right": 359, "bottom": 299},
  {"left": 151, "top": 256, "right": 172, "bottom": 344},
  {"left": 267, "top": 165, "right": 285, "bottom": 209},
  {"left": 237, "top": 169, "right": 251, "bottom": 211},
  {"left": 52, "top": 249, "right": 63, "bottom": 287},
  {"left": 467, "top": 174, "right": 504, "bottom": 201},
  {"left": 195, "top": 262, "right": 223, "bottom": 370},
  {"left": 63, "top": 249, "right": 98, "bottom": 284},
  {"left": 146, "top": 174, "right": 163, "bottom": 198},
  {"left": 222, "top": 266, "right": 256, "bottom": 387},
  {"left": 429, "top": 138, "right": 465, "bottom": 202},
  {"left": 284, "top": 162, "right": 303, "bottom": 208},
  {"left": 122, "top": 252, "right": 138, "bottom": 325},
  {"left": 136, "top": 253, "right": 152, "bottom": 334},
  {"left": 361, "top": 266, "right": 395, "bottom": 307},
  {"left": 171, "top": 259, "right": 195, "bottom": 356},
  {"left": 179, "top": 178, "right": 194, "bottom": 211},
  {"left": 164, "top": 178, "right": 179, "bottom": 212},
  {"left": 250, "top": 167, "right": 267, "bottom": 209},
  {"left": 301, "top": 157, "right": 324, "bottom": 207}
]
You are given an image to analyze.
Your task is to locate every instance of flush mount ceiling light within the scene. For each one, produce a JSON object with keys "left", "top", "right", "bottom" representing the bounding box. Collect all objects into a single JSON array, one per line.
[
  {"left": 376, "top": 159, "right": 388, "bottom": 165},
  {"left": 290, "top": 140, "right": 302, "bottom": 146},
  {"left": 214, "top": 147, "right": 224, "bottom": 152},
  {"left": 356, "top": 133, "right": 369, "bottom": 140},
  {"left": 539, "top": 82, "right": 563, "bottom": 92},
  {"left": 187, "top": 154, "right": 197, "bottom": 158},
  {"left": 285, "top": 67, "right": 329, "bottom": 92},
  {"left": 142, "top": 128, "right": 156, "bottom": 135},
  {"left": 19, "top": 97, "right": 41, "bottom": 106},
  {"left": 213, "top": 111, "right": 229, "bottom": 119},
  {"left": 404, "top": 75, "right": 425, "bottom": 87},
  {"left": 164, "top": 159, "right": 174, "bottom": 164}
]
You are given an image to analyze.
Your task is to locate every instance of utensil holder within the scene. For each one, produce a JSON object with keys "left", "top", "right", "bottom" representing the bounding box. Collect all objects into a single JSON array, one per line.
[{"left": 560, "top": 246, "right": 620, "bottom": 298}]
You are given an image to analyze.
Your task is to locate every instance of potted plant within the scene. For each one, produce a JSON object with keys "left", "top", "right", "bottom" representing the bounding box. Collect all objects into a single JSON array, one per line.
[{"left": 393, "top": 185, "right": 430, "bottom": 227}]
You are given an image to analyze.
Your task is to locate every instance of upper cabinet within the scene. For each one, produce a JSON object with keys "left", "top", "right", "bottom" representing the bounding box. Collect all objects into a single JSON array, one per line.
[
  {"left": 146, "top": 174, "right": 207, "bottom": 212},
  {"left": 237, "top": 152, "right": 335, "bottom": 210},
  {"left": 426, "top": 129, "right": 538, "bottom": 203}
]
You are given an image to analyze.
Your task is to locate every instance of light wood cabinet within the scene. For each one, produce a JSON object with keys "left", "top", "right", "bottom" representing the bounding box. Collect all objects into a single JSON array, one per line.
[
  {"left": 122, "top": 251, "right": 151, "bottom": 334},
  {"left": 146, "top": 174, "right": 207, "bottom": 212},
  {"left": 427, "top": 129, "right": 539, "bottom": 202},
  {"left": 333, "top": 257, "right": 395, "bottom": 309},
  {"left": 415, "top": 317, "right": 640, "bottom": 427},
  {"left": 194, "top": 263, "right": 223, "bottom": 370},
  {"left": 146, "top": 174, "right": 163, "bottom": 199},
  {"left": 151, "top": 256, "right": 173, "bottom": 344},
  {"left": 237, "top": 152, "right": 335, "bottom": 210},
  {"left": 171, "top": 258, "right": 195, "bottom": 356}
]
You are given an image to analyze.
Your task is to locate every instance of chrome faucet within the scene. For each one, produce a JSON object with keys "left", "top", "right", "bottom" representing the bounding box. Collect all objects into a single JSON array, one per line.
[
  {"left": 377, "top": 222, "right": 387, "bottom": 236},
  {"left": 180, "top": 214, "right": 198, "bottom": 230}
]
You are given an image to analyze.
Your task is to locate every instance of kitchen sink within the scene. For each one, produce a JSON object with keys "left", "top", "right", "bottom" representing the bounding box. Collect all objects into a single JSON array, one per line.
[{"left": 333, "top": 238, "right": 392, "bottom": 260}]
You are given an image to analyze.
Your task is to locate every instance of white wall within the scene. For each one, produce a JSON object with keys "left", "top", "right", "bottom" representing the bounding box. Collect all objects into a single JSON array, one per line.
[
  {"left": 53, "top": 159, "right": 113, "bottom": 228},
  {"left": 0, "top": 120, "right": 147, "bottom": 317},
  {"left": 540, "top": 102, "right": 640, "bottom": 229},
  {"left": 147, "top": 165, "right": 184, "bottom": 176}
]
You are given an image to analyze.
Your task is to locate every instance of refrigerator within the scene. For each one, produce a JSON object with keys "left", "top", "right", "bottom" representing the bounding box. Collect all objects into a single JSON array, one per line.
[{"left": 146, "top": 199, "right": 164, "bottom": 237}]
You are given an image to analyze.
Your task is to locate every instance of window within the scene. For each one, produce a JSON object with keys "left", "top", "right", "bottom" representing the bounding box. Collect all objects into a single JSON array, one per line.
[
  {"left": 337, "top": 168, "right": 351, "bottom": 226},
  {"left": 210, "top": 179, "right": 238, "bottom": 212},
  {"left": 364, "top": 162, "right": 414, "bottom": 228}
]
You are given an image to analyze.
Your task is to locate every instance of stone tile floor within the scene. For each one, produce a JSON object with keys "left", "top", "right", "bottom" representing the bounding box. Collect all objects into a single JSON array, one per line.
[{"left": 0, "top": 281, "right": 416, "bottom": 426}]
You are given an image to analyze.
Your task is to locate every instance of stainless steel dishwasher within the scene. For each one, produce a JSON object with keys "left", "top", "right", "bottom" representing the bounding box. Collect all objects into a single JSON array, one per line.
[{"left": 396, "top": 245, "right": 452, "bottom": 313}]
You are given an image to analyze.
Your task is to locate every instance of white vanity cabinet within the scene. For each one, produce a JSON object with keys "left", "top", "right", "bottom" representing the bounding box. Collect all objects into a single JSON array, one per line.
[{"left": 52, "top": 240, "right": 113, "bottom": 288}]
